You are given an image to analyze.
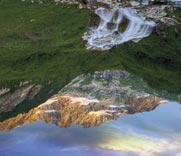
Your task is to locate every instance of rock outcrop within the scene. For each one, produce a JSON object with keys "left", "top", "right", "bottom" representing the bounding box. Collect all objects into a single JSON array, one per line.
[
  {"left": 0, "top": 70, "right": 167, "bottom": 131},
  {"left": 0, "top": 84, "right": 41, "bottom": 114}
]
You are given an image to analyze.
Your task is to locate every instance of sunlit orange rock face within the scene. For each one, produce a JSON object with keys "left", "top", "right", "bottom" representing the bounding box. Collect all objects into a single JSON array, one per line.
[
  {"left": 0, "top": 95, "right": 165, "bottom": 131},
  {"left": 0, "top": 70, "right": 167, "bottom": 131}
]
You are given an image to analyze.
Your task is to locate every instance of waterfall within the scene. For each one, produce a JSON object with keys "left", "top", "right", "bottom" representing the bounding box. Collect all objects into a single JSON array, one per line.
[{"left": 83, "top": 7, "right": 156, "bottom": 50}]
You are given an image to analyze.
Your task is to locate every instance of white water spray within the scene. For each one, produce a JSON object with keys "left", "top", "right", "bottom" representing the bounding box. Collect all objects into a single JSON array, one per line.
[{"left": 83, "top": 7, "right": 156, "bottom": 50}]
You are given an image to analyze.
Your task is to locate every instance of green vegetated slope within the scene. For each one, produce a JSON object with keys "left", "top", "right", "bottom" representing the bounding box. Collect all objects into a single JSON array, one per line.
[{"left": 0, "top": 0, "right": 181, "bottom": 92}]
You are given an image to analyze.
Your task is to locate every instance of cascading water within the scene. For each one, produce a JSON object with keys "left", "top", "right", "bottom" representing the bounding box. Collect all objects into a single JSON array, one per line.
[{"left": 83, "top": 7, "right": 156, "bottom": 50}]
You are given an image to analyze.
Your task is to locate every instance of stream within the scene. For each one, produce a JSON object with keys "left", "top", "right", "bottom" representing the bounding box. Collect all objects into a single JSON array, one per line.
[{"left": 83, "top": 7, "right": 156, "bottom": 50}]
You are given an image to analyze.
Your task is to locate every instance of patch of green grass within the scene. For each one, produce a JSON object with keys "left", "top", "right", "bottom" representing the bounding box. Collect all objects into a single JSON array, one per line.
[
  {"left": 0, "top": 0, "right": 180, "bottom": 91},
  {"left": 120, "top": 77, "right": 149, "bottom": 91},
  {"left": 100, "top": 79, "right": 109, "bottom": 86},
  {"left": 112, "top": 25, "right": 181, "bottom": 93},
  {"left": 166, "top": 7, "right": 181, "bottom": 21},
  {"left": 80, "top": 76, "right": 92, "bottom": 85}
]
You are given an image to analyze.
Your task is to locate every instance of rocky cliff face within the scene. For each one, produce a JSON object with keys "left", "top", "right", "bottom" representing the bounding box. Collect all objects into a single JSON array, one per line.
[
  {"left": 0, "top": 70, "right": 167, "bottom": 131},
  {"left": 0, "top": 84, "right": 41, "bottom": 114}
]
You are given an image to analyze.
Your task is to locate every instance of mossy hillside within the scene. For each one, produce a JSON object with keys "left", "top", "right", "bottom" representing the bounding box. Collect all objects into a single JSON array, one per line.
[{"left": 0, "top": 0, "right": 181, "bottom": 92}]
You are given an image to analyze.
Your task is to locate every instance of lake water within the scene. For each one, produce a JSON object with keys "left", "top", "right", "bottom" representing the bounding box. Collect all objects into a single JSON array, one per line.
[{"left": 0, "top": 101, "right": 181, "bottom": 156}]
